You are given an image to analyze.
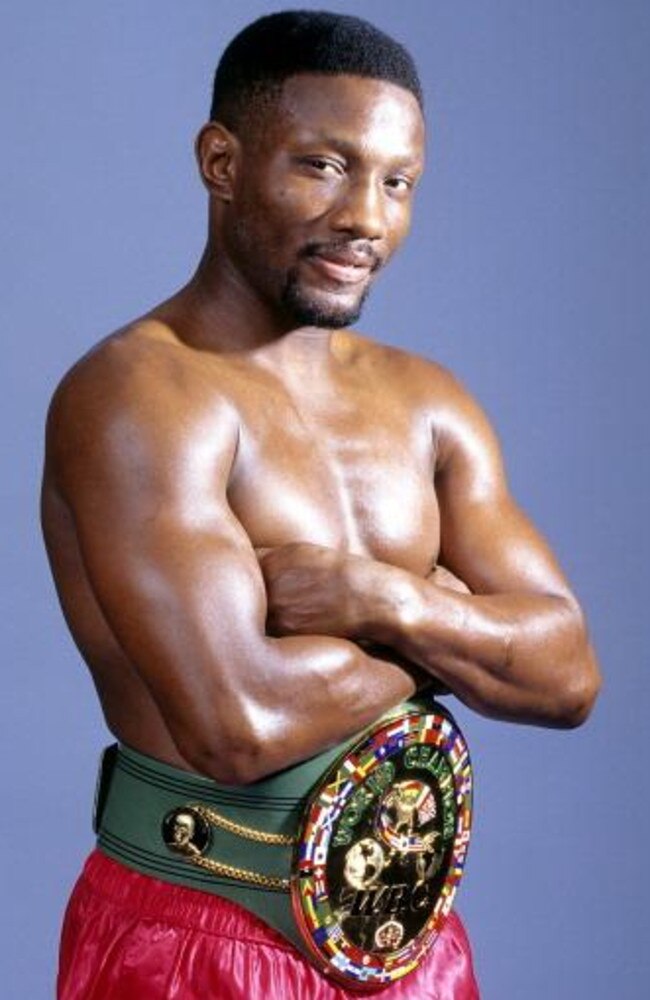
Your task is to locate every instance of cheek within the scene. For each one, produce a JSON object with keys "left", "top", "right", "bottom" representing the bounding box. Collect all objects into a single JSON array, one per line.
[
  {"left": 241, "top": 184, "right": 331, "bottom": 263},
  {"left": 241, "top": 178, "right": 302, "bottom": 231},
  {"left": 386, "top": 203, "right": 413, "bottom": 250},
  {"left": 228, "top": 190, "right": 294, "bottom": 261},
  {"left": 264, "top": 172, "right": 337, "bottom": 225}
]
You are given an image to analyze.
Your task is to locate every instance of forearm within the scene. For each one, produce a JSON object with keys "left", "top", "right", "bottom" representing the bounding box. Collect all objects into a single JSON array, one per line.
[
  {"left": 347, "top": 559, "right": 598, "bottom": 727},
  {"left": 181, "top": 633, "right": 422, "bottom": 784}
]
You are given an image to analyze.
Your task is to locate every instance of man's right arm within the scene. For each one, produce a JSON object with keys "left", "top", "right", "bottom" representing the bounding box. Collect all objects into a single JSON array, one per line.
[{"left": 45, "top": 342, "right": 417, "bottom": 783}]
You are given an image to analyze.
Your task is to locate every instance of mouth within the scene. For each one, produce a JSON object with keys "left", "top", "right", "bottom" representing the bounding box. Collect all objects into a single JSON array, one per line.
[
  {"left": 308, "top": 256, "right": 372, "bottom": 285},
  {"left": 303, "top": 243, "right": 381, "bottom": 287}
]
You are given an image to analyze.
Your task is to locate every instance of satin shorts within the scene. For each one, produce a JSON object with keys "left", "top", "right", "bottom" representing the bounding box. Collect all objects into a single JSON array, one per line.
[{"left": 58, "top": 850, "right": 480, "bottom": 999}]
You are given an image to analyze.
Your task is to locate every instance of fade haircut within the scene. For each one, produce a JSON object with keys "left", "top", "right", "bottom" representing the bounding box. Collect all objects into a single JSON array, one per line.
[{"left": 210, "top": 9, "right": 423, "bottom": 133}]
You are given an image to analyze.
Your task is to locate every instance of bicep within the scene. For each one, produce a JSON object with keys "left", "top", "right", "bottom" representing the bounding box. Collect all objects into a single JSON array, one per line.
[
  {"left": 434, "top": 389, "right": 575, "bottom": 602},
  {"left": 75, "top": 504, "right": 269, "bottom": 709},
  {"left": 51, "top": 371, "right": 272, "bottom": 751}
]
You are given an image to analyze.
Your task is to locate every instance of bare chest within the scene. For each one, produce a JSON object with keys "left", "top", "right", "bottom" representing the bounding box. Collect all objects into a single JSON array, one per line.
[{"left": 226, "top": 378, "right": 440, "bottom": 577}]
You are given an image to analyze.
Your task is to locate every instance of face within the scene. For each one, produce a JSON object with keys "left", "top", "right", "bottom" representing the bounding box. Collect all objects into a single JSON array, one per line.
[
  {"left": 173, "top": 814, "right": 195, "bottom": 845},
  {"left": 219, "top": 74, "right": 426, "bottom": 329}
]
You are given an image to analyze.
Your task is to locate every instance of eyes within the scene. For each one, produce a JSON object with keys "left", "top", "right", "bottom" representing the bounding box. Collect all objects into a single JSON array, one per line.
[
  {"left": 302, "top": 156, "right": 343, "bottom": 176},
  {"left": 299, "top": 156, "right": 416, "bottom": 196}
]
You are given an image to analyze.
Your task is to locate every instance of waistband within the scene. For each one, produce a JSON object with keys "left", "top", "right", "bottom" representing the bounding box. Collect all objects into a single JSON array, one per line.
[{"left": 76, "top": 849, "right": 299, "bottom": 948}]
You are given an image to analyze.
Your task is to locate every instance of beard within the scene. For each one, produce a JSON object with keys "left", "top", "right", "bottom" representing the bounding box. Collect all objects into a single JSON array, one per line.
[
  {"left": 280, "top": 267, "right": 372, "bottom": 329},
  {"left": 226, "top": 214, "right": 379, "bottom": 329}
]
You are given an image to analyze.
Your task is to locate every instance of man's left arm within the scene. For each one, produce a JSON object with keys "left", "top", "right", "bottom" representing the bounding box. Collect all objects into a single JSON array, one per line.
[{"left": 260, "top": 379, "right": 601, "bottom": 728}]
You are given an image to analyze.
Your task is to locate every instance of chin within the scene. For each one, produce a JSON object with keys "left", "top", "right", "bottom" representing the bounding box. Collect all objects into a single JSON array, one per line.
[
  {"left": 294, "top": 303, "right": 363, "bottom": 329},
  {"left": 282, "top": 281, "right": 369, "bottom": 329}
]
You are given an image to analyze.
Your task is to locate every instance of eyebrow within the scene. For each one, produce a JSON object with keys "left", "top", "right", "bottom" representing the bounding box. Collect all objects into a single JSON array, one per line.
[{"left": 294, "top": 133, "right": 424, "bottom": 168}]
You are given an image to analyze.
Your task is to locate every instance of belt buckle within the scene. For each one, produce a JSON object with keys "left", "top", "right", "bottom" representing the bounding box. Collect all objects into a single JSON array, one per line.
[{"left": 291, "top": 702, "right": 473, "bottom": 990}]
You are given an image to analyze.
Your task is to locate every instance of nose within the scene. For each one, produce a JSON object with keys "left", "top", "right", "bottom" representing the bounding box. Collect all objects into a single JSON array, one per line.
[{"left": 328, "top": 176, "right": 386, "bottom": 241}]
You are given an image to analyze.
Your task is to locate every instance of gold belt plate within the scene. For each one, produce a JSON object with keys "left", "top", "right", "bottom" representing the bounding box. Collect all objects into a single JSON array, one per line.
[{"left": 291, "top": 703, "right": 473, "bottom": 990}]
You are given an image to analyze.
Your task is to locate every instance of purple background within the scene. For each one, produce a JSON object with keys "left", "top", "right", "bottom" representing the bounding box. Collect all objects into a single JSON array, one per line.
[{"left": 2, "top": 1, "right": 648, "bottom": 997}]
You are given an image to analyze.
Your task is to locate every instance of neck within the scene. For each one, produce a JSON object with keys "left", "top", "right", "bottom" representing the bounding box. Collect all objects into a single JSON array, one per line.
[{"left": 154, "top": 243, "right": 336, "bottom": 356}]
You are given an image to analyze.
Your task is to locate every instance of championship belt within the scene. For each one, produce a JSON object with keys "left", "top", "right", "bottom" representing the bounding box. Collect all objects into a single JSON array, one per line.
[
  {"left": 291, "top": 700, "right": 473, "bottom": 990},
  {"left": 96, "top": 699, "right": 472, "bottom": 992}
]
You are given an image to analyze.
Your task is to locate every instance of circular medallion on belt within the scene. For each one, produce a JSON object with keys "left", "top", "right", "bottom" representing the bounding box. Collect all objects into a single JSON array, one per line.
[
  {"left": 162, "top": 806, "right": 212, "bottom": 857},
  {"left": 291, "top": 702, "right": 473, "bottom": 990}
]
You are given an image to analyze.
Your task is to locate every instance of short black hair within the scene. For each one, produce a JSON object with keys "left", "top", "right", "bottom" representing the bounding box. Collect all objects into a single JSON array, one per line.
[{"left": 210, "top": 9, "right": 423, "bottom": 131}]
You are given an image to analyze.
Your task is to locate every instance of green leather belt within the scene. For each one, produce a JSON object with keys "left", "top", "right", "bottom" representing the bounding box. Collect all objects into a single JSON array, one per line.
[
  {"left": 93, "top": 740, "right": 350, "bottom": 953},
  {"left": 93, "top": 698, "right": 474, "bottom": 990}
]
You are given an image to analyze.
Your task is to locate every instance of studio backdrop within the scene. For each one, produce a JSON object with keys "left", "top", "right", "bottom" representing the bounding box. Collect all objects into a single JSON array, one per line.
[{"left": 1, "top": 2, "right": 648, "bottom": 998}]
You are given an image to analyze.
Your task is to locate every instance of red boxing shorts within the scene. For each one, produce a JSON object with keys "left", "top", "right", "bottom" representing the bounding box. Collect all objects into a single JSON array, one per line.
[{"left": 58, "top": 851, "right": 480, "bottom": 999}]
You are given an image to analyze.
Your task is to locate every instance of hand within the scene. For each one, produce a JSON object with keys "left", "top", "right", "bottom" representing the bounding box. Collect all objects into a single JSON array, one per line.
[
  {"left": 429, "top": 564, "right": 471, "bottom": 595},
  {"left": 258, "top": 542, "right": 365, "bottom": 638},
  {"left": 359, "top": 641, "right": 452, "bottom": 698}
]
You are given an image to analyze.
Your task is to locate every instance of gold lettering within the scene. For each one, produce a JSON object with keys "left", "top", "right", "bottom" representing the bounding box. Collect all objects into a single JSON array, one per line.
[
  {"left": 411, "top": 883, "right": 433, "bottom": 911},
  {"left": 365, "top": 761, "right": 396, "bottom": 795},
  {"left": 332, "top": 825, "right": 353, "bottom": 847},
  {"left": 333, "top": 764, "right": 395, "bottom": 846},
  {"left": 340, "top": 884, "right": 413, "bottom": 917},
  {"left": 405, "top": 745, "right": 452, "bottom": 782}
]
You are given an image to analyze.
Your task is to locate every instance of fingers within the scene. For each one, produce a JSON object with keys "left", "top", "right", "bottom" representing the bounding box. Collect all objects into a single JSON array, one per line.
[{"left": 430, "top": 564, "right": 471, "bottom": 595}]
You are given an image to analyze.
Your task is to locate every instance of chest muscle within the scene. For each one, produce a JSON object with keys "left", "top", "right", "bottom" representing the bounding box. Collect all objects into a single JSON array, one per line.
[{"left": 227, "top": 388, "right": 440, "bottom": 577}]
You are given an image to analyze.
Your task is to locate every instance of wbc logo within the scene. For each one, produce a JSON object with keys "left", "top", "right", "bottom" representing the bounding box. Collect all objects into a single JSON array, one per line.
[{"left": 291, "top": 700, "right": 473, "bottom": 989}]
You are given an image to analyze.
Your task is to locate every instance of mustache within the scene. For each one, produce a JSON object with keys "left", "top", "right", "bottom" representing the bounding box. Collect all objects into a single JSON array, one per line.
[{"left": 300, "top": 240, "right": 383, "bottom": 273}]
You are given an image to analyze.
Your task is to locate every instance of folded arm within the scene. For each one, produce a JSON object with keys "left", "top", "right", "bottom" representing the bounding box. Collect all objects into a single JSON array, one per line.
[
  {"left": 261, "top": 374, "right": 601, "bottom": 728},
  {"left": 45, "top": 344, "right": 421, "bottom": 783}
]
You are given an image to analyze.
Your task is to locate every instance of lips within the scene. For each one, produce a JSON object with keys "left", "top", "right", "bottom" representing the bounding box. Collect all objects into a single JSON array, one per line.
[
  {"left": 309, "top": 255, "right": 372, "bottom": 284},
  {"left": 304, "top": 244, "right": 380, "bottom": 286}
]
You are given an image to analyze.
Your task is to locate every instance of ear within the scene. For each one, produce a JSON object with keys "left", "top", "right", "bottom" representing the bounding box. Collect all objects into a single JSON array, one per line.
[{"left": 194, "top": 122, "right": 240, "bottom": 202}]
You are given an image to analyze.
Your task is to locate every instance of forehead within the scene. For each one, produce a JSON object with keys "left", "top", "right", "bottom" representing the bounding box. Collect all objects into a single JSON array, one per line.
[{"left": 263, "top": 73, "right": 425, "bottom": 162}]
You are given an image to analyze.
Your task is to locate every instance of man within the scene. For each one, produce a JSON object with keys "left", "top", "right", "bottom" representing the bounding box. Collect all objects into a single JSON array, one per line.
[{"left": 42, "top": 10, "right": 600, "bottom": 999}]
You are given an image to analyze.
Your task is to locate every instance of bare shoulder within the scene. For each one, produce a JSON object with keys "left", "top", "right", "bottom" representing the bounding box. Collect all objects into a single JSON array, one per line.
[
  {"left": 45, "top": 319, "right": 239, "bottom": 491},
  {"left": 50, "top": 318, "right": 219, "bottom": 410},
  {"left": 349, "top": 330, "right": 500, "bottom": 472},
  {"left": 349, "top": 330, "right": 482, "bottom": 412}
]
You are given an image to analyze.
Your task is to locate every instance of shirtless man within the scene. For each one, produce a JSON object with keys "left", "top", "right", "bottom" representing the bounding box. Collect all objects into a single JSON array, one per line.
[{"left": 42, "top": 11, "right": 600, "bottom": 1000}]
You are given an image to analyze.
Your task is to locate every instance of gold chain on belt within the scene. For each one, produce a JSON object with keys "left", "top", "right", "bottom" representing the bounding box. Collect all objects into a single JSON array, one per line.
[
  {"left": 185, "top": 852, "right": 291, "bottom": 892},
  {"left": 192, "top": 804, "right": 295, "bottom": 847},
  {"left": 164, "top": 803, "right": 295, "bottom": 893}
]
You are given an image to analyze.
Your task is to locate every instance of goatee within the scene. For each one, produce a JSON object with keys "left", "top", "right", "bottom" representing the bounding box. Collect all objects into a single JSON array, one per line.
[{"left": 280, "top": 273, "right": 371, "bottom": 329}]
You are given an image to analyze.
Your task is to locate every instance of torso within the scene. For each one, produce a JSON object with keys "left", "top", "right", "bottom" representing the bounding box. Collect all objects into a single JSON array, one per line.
[{"left": 42, "top": 316, "right": 444, "bottom": 768}]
